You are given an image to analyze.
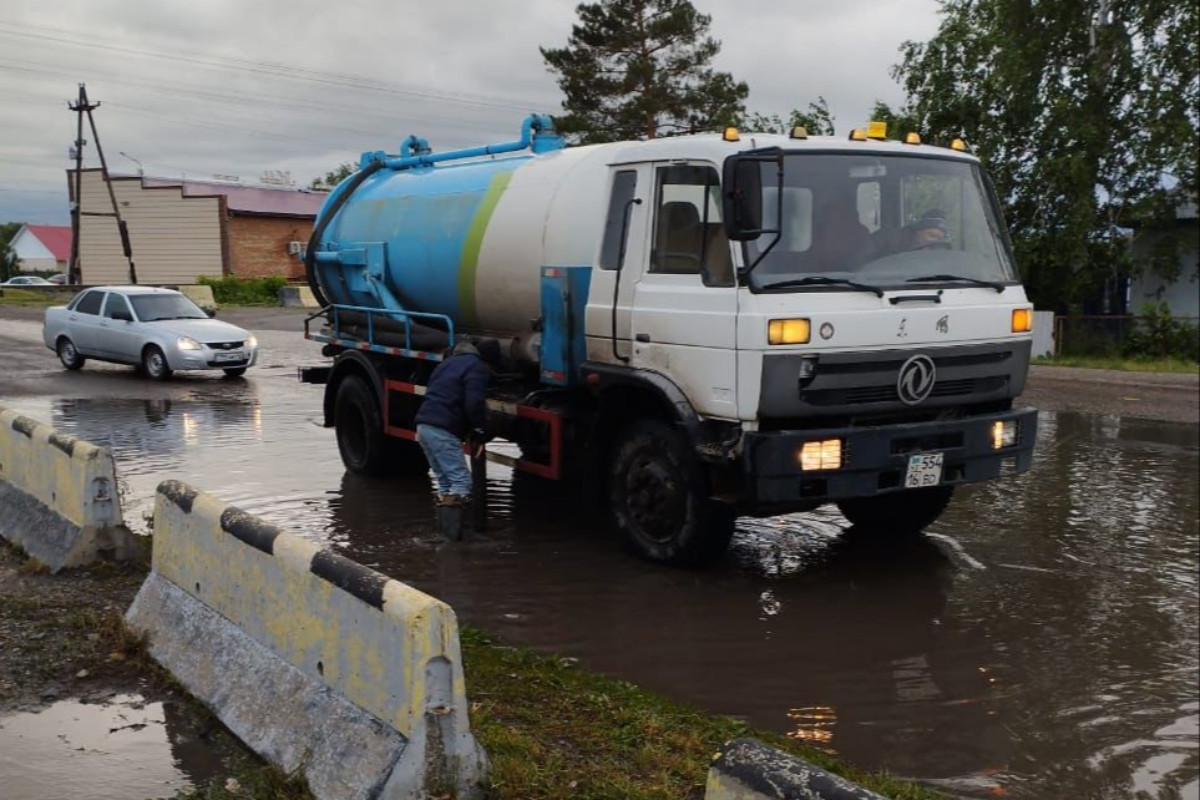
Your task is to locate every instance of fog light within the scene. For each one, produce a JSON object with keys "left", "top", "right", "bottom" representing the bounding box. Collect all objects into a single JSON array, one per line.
[
  {"left": 992, "top": 420, "right": 1017, "bottom": 449},
  {"left": 800, "top": 439, "right": 842, "bottom": 471}
]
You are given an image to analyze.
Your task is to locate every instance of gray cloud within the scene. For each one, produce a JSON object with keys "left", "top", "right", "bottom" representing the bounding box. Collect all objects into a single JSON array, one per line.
[{"left": 0, "top": 0, "right": 939, "bottom": 224}]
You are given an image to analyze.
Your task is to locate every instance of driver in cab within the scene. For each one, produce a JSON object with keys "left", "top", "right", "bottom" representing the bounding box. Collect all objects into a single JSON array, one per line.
[{"left": 872, "top": 211, "right": 950, "bottom": 256}]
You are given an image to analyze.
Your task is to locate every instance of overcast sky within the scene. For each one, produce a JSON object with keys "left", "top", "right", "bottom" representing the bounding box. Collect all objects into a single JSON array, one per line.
[{"left": 0, "top": 0, "right": 942, "bottom": 225}]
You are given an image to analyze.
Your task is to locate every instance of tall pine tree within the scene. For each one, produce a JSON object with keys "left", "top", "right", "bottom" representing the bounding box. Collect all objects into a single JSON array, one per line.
[{"left": 541, "top": 0, "right": 748, "bottom": 144}]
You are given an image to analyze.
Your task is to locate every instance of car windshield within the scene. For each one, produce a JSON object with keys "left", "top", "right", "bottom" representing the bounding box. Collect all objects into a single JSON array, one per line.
[
  {"left": 743, "top": 153, "right": 1018, "bottom": 292},
  {"left": 130, "top": 294, "right": 208, "bottom": 321}
]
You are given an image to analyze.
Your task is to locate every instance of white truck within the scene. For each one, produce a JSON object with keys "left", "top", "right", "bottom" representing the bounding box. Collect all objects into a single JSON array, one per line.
[{"left": 299, "top": 116, "right": 1037, "bottom": 565}]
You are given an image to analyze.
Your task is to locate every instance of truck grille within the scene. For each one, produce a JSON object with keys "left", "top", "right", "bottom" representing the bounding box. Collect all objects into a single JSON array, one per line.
[{"left": 760, "top": 341, "right": 1030, "bottom": 419}]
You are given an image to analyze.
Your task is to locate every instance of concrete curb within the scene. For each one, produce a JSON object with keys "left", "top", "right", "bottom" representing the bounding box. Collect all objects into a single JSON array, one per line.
[
  {"left": 705, "top": 738, "right": 887, "bottom": 800},
  {"left": 1030, "top": 365, "right": 1199, "bottom": 389},
  {"left": 126, "top": 480, "right": 488, "bottom": 800},
  {"left": 0, "top": 406, "right": 138, "bottom": 571}
]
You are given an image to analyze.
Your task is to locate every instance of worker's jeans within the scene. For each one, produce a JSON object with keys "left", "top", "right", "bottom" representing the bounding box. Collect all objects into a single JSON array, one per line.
[{"left": 416, "top": 424, "right": 472, "bottom": 497}]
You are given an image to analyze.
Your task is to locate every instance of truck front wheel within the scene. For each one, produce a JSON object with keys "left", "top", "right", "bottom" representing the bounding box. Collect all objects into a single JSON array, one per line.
[
  {"left": 609, "top": 420, "right": 735, "bottom": 566},
  {"left": 836, "top": 486, "right": 955, "bottom": 532},
  {"left": 334, "top": 374, "right": 429, "bottom": 478}
]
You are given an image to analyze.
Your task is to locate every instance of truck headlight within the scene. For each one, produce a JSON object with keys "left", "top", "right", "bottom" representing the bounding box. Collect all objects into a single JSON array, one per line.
[
  {"left": 768, "top": 318, "right": 811, "bottom": 345},
  {"left": 992, "top": 420, "right": 1018, "bottom": 449},
  {"left": 1011, "top": 308, "right": 1032, "bottom": 333},
  {"left": 799, "top": 439, "right": 842, "bottom": 470},
  {"left": 177, "top": 336, "right": 202, "bottom": 351}
]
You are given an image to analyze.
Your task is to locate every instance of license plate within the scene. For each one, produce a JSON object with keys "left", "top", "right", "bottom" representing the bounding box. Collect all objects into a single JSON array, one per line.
[
  {"left": 905, "top": 452, "right": 944, "bottom": 488},
  {"left": 214, "top": 351, "right": 243, "bottom": 363}
]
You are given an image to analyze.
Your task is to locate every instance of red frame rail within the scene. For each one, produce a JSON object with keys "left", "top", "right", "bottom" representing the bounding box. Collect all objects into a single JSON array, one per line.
[{"left": 382, "top": 379, "right": 563, "bottom": 480}]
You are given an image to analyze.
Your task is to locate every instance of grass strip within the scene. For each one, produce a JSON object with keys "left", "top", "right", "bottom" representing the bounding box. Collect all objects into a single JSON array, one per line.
[
  {"left": 460, "top": 626, "right": 941, "bottom": 800},
  {"left": 1033, "top": 355, "right": 1198, "bottom": 374}
]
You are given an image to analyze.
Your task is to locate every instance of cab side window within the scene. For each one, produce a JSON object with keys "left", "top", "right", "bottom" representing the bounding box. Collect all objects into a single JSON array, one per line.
[
  {"left": 74, "top": 291, "right": 104, "bottom": 315},
  {"left": 651, "top": 165, "right": 734, "bottom": 287},
  {"left": 599, "top": 170, "right": 639, "bottom": 270},
  {"left": 103, "top": 293, "right": 132, "bottom": 320}
]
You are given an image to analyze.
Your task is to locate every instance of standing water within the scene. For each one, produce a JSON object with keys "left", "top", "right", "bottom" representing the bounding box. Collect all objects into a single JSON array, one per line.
[{"left": 4, "top": 370, "right": 1196, "bottom": 799}]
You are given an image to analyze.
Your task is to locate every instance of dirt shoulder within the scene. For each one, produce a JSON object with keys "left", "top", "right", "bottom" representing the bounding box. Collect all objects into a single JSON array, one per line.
[{"left": 1024, "top": 365, "right": 1199, "bottom": 424}]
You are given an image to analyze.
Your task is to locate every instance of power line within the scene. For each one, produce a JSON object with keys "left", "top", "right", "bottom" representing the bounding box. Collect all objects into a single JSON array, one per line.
[{"left": 0, "top": 21, "right": 557, "bottom": 114}]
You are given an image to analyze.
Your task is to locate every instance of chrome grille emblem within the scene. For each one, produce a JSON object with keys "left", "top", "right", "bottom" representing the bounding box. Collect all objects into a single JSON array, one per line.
[{"left": 897, "top": 355, "right": 936, "bottom": 405}]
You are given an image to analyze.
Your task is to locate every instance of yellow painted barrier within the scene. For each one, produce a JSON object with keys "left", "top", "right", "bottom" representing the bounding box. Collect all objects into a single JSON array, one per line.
[
  {"left": 0, "top": 406, "right": 137, "bottom": 571},
  {"left": 126, "top": 480, "right": 487, "bottom": 800}
]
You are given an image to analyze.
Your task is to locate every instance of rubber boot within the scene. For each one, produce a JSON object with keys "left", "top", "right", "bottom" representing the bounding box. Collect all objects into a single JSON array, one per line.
[{"left": 436, "top": 494, "right": 469, "bottom": 542}]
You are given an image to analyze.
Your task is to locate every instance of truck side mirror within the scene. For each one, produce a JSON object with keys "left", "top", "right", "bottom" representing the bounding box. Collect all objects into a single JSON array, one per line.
[{"left": 722, "top": 157, "right": 764, "bottom": 241}]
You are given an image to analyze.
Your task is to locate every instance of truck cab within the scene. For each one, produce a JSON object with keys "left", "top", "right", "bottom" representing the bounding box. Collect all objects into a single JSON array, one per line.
[{"left": 578, "top": 129, "right": 1035, "bottom": 560}]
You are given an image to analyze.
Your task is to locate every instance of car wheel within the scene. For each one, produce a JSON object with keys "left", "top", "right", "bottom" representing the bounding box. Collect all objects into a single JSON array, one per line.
[
  {"left": 56, "top": 337, "right": 85, "bottom": 371},
  {"left": 142, "top": 345, "right": 173, "bottom": 381},
  {"left": 223, "top": 368, "right": 248, "bottom": 378}
]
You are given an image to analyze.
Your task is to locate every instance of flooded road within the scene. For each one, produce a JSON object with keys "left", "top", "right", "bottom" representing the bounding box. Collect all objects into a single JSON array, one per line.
[{"left": 2, "top": 314, "right": 1197, "bottom": 799}]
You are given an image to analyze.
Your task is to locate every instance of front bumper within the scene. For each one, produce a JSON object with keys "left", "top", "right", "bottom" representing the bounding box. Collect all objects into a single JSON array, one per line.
[
  {"left": 742, "top": 407, "right": 1037, "bottom": 507},
  {"left": 169, "top": 346, "right": 258, "bottom": 371}
]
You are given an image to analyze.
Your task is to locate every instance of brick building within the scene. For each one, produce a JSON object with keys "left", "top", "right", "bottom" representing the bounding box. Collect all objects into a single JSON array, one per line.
[{"left": 69, "top": 169, "right": 326, "bottom": 285}]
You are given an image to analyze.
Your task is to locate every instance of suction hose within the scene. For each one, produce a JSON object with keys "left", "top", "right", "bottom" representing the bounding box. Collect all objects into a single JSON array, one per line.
[{"left": 304, "top": 159, "right": 386, "bottom": 308}]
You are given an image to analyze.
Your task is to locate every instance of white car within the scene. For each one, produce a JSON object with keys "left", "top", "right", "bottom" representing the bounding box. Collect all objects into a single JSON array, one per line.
[
  {"left": 2, "top": 275, "right": 52, "bottom": 286},
  {"left": 43, "top": 286, "right": 259, "bottom": 380}
]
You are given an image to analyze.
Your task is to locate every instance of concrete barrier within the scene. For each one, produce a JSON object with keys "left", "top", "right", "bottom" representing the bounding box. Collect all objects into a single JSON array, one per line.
[
  {"left": 126, "top": 481, "right": 488, "bottom": 800},
  {"left": 173, "top": 284, "right": 218, "bottom": 314},
  {"left": 0, "top": 407, "right": 138, "bottom": 571},
  {"left": 279, "top": 284, "right": 319, "bottom": 308},
  {"left": 706, "top": 738, "right": 887, "bottom": 800}
]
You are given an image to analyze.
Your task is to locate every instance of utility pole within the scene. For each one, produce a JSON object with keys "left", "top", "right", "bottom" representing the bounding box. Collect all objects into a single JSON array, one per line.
[{"left": 68, "top": 83, "right": 138, "bottom": 285}]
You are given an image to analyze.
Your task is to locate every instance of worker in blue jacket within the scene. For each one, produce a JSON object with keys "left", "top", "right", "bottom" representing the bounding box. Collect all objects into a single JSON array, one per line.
[{"left": 415, "top": 339, "right": 502, "bottom": 506}]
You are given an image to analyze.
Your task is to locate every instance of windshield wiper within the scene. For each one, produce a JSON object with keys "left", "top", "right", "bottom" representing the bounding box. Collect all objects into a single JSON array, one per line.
[
  {"left": 906, "top": 274, "right": 1006, "bottom": 293},
  {"left": 759, "top": 276, "right": 885, "bottom": 297}
]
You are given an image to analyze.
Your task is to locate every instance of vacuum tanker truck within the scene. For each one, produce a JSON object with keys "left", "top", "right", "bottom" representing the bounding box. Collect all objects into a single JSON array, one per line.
[{"left": 299, "top": 114, "right": 1037, "bottom": 565}]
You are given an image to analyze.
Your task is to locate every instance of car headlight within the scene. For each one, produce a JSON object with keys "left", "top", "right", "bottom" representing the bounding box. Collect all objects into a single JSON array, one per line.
[
  {"left": 177, "top": 336, "right": 203, "bottom": 351},
  {"left": 245, "top": 334, "right": 258, "bottom": 349}
]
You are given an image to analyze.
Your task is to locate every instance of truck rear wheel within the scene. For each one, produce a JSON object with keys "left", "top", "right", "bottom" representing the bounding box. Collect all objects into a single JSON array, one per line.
[
  {"left": 836, "top": 486, "right": 955, "bottom": 532},
  {"left": 609, "top": 420, "right": 735, "bottom": 566},
  {"left": 334, "top": 374, "right": 429, "bottom": 478}
]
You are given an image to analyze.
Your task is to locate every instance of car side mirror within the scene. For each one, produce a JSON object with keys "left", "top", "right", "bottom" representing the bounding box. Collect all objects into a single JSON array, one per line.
[
  {"left": 206, "top": 308, "right": 217, "bottom": 318},
  {"left": 722, "top": 156, "right": 765, "bottom": 241}
]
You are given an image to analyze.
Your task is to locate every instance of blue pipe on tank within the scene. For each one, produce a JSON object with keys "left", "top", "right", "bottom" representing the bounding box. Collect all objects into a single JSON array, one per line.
[{"left": 370, "top": 114, "right": 562, "bottom": 171}]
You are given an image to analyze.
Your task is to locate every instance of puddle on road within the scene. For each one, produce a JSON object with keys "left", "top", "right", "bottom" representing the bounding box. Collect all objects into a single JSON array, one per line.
[
  {"left": 0, "top": 695, "right": 226, "bottom": 800},
  {"left": 2, "top": 368, "right": 1197, "bottom": 800}
]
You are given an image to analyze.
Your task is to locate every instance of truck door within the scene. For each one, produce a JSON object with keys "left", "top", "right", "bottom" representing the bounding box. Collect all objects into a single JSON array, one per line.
[
  {"left": 630, "top": 163, "right": 739, "bottom": 420},
  {"left": 587, "top": 165, "right": 650, "bottom": 364}
]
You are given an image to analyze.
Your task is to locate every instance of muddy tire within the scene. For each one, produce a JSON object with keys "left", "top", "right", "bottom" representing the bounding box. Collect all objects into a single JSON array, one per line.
[
  {"left": 57, "top": 337, "right": 85, "bottom": 370},
  {"left": 223, "top": 367, "right": 247, "bottom": 378},
  {"left": 836, "top": 486, "right": 955, "bottom": 532},
  {"left": 142, "top": 345, "right": 172, "bottom": 381},
  {"left": 334, "top": 374, "right": 429, "bottom": 478},
  {"left": 608, "top": 420, "right": 735, "bottom": 566},
  {"left": 335, "top": 374, "right": 392, "bottom": 476}
]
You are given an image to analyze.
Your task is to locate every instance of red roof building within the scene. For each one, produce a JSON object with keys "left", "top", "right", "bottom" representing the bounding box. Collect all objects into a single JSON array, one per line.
[{"left": 12, "top": 224, "right": 73, "bottom": 272}]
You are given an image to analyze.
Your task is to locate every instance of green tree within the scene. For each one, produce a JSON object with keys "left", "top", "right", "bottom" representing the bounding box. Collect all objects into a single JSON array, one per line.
[
  {"left": 310, "top": 163, "right": 356, "bottom": 191},
  {"left": 894, "top": 0, "right": 1199, "bottom": 311},
  {"left": 741, "top": 97, "right": 836, "bottom": 136},
  {"left": 541, "top": 0, "right": 749, "bottom": 143},
  {"left": 0, "top": 222, "right": 21, "bottom": 281}
]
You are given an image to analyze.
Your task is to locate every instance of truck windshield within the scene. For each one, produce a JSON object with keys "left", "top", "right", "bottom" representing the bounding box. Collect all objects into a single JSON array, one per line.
[{"left": 744, "top": 154, "right": 1017, "bottom": 292}]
